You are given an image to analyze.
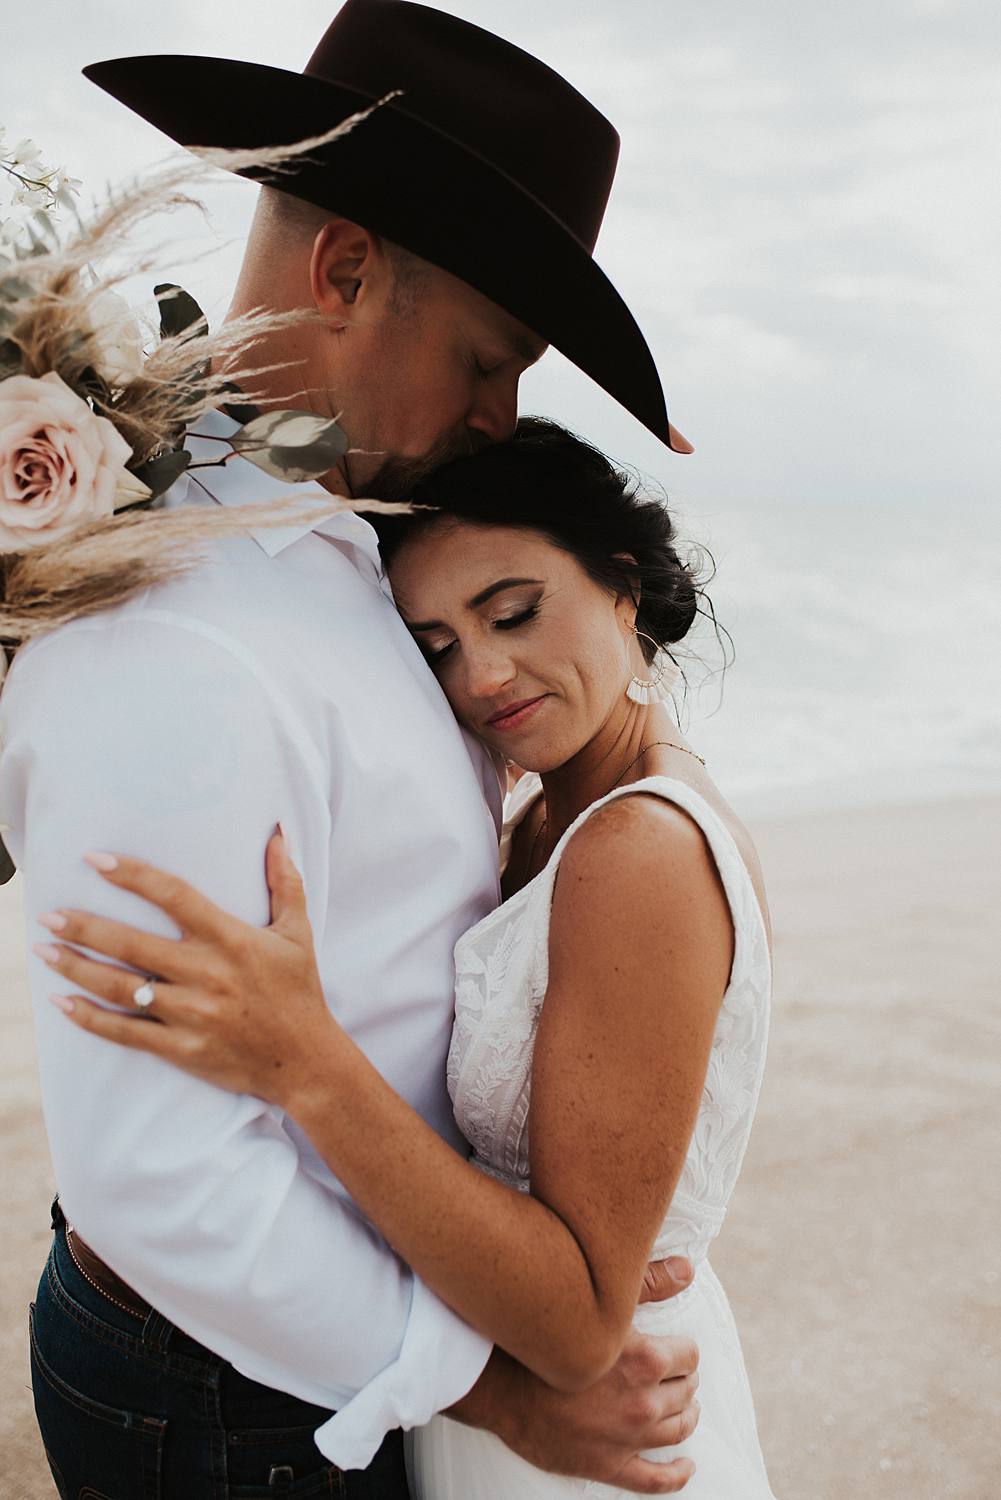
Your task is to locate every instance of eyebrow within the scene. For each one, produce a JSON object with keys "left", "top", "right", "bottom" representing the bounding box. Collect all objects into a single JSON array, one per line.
[{"left": 408, "top": 577, "right": 544, "bottom": 632}]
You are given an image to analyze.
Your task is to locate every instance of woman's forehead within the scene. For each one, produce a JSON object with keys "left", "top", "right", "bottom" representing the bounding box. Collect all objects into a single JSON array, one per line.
[{"left": 389, "top": 521, "right": 564, "bottom": 614}]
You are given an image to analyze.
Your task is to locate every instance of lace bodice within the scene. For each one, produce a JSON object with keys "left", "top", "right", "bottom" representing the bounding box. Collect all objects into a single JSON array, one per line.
[{"left": 447, "top": 774, "right": 772, "bottom": 1267}]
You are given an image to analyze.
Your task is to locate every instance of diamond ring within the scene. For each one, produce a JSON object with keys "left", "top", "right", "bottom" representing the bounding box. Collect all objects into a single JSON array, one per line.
[{"left": 132, "top": 979, "right": 156, "bottom": 1009}]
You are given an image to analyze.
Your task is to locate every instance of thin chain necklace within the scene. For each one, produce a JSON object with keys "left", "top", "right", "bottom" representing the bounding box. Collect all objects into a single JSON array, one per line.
[{"left": 528, "top": 739, "right": 706, "bottom": 879}]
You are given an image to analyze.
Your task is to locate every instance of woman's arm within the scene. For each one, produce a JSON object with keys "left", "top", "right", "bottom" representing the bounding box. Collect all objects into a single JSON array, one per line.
[
  {"left": 287, "top": 794, "right": 730, "bottom": 1389},
  {"left": 40, "top": 795, "right": 731, "bottom": 1391}
]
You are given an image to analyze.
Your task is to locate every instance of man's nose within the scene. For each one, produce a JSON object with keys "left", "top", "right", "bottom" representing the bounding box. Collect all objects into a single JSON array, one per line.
[{"left": 466, "top": 368, "right": 520, "bottom": 444}]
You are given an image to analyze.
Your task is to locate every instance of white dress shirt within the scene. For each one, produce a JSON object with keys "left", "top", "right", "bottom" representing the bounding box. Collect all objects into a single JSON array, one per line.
[{"left": 0, "top": 413, "right": 502, "bottom": 1467}]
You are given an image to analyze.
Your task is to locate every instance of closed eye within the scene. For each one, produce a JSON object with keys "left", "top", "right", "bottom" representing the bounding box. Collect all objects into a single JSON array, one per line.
[
  {"left": 416, "top": 602, "right": 541, "bottom": 669},
  {"left": 421, "top": 639, "right": 455, "bottom": 667},
  {"left": 494, "top": 606, "right": 539, "bottom": 631}
]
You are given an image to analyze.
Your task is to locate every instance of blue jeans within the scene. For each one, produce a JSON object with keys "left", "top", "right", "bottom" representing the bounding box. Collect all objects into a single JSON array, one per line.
[{"left": 30, "top": 1202, "right": 408, "bottom": 1499}]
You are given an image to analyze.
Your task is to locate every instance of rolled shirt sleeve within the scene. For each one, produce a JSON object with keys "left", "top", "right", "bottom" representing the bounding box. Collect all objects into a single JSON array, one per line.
[{"left": 0, "top": 612, "right": 490, "bottom": 1467}]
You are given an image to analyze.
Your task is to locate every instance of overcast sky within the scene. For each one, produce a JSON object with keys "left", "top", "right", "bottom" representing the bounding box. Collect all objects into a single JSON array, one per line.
[{"left": 4, "top": 0, "right": 999, "bottom": 521}]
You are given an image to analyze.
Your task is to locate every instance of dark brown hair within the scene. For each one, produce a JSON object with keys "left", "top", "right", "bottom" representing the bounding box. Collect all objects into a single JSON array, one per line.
[{"left": 376, "top": 417, "right": 710, "bottom": 665}]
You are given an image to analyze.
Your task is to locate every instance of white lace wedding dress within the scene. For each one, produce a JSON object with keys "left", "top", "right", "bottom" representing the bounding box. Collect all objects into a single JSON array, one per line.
[{"left": 407, "top": 774, "right": 776, "bottom": 1499}]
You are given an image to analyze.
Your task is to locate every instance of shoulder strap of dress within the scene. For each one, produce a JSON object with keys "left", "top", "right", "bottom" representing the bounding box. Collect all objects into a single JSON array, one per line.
[{"left": 540, "top": 775, "right": 770, "bottom": 977}]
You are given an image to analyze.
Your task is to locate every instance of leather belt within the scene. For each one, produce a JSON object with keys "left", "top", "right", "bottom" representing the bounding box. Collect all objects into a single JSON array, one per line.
[{"left": 65, "top": 1227, "right": 152, "bottom": 1321}]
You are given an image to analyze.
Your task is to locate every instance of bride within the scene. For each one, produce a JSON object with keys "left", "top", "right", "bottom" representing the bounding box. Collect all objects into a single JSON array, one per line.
[{"left": 40, "top": 417, "right": 776, "bottom": 1498}]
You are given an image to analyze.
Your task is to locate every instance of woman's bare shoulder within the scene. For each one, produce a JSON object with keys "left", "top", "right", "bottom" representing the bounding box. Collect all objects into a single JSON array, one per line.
[
  {"left": 556, "top": 789, "right": 723, "bottom": 920},
  {"left": 558, "top": 778, "right": 770, "bottom": 945},
  {"left": 547, "top": 786, "right": 735, "bottom": 1018}
]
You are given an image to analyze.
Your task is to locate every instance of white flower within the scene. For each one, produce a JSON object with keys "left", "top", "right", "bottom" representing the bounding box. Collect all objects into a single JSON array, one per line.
[
  {"left": 85, "top": 289, "right": 147, "bottom": 387},
  {"left": 13, "top": 186, "right": 49, "bottom": 208},
  {"left": 12, "top": 139, "right": 42, "bottom": 167},
  {"left": 54, "top": 172, "right": 82, "bottom": 208},
  {"left": 0, "top": 371, "right": 150, "bottom": 551}
]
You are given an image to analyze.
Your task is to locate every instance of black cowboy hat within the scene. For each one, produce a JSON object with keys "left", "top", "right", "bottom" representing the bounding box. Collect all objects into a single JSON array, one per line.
[{"left": 83, "top": 0, "right": 692, "bottom": 452}]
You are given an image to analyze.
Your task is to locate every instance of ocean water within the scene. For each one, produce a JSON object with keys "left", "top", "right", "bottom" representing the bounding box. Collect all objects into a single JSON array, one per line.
[{"left": 671, "top": 497, "right": 1000, "bottom": 818}]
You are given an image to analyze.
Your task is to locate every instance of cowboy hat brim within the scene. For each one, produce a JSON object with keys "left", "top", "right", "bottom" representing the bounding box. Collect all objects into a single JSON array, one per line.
[{"left": 83, "top": 55, "right": 693, "bottom": 453}]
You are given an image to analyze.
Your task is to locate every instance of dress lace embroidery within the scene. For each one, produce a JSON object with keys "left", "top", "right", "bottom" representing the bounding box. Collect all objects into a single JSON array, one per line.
[
  {"left": 446, "top": 774, "right": 772, "bottom": 1268},
  {"left": 411, "top": 774, "right": 777, "bottom": 1497}
]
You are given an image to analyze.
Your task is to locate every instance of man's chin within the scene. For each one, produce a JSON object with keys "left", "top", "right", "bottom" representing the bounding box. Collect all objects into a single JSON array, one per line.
[{"left": 357, "top": 432, "right": 491, "bottom": 501}]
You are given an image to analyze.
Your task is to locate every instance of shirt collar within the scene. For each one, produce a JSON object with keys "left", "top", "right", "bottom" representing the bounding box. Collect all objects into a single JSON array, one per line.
[{"left": 180, "top": 409, "right": 384, "bottom": 580}]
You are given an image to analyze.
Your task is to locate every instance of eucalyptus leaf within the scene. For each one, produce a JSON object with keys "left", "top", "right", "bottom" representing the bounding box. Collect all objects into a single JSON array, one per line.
[
  {"left": 228, "top": 409, "right": 349, "bottom": 483},
  {"left": 0, "top": 834, "right": 16, "bottom": 886},
  {"left": 131, "top": 448, "right": 191, "bottom": 498},
  {"left": 153, "top": 283, "right": 208, "bottom": 342},
  {"left": 238, "top": 445, "right": 344, "bottom": 485},
  {"left": 232, "top": 410, "right": 343, "bottom": 448}
]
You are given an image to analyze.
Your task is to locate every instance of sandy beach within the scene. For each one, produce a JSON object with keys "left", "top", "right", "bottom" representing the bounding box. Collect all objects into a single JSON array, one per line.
[{"left": 1, "top": 792, "right": 998, "bottom": 1499}]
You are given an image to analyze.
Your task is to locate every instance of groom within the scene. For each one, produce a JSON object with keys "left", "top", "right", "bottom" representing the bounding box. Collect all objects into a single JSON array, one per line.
[{"left": 2, "top": 4, "right": 699, "bottom": 1496}]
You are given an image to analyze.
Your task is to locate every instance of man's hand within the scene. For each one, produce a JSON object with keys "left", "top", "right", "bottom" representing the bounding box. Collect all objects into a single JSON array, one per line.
[
  {"left": 639, "top": 1256, "right": 693, "bottom": 1305},
  {"left": 449, "top": 1258, "right": 699, "bottom": 1495}
]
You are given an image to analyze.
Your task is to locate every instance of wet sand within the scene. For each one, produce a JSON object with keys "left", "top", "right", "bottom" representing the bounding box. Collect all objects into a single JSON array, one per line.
[{"left": 2, "top": 793, "right": 999, "bottom": 1498}]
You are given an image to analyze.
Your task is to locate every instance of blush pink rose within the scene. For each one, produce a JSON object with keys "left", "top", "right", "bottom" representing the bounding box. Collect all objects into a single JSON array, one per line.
[{"left": 0, "top": 371, "right": 148, "bottom": 552}]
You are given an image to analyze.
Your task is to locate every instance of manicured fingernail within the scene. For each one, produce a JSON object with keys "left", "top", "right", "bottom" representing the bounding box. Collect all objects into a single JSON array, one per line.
[
  {"left": 84, "top": 851, "right": 118, "bottom": 872},
  {"left": 37, "top": 911, "right": 67, "bottom": 932},
  {"left": 276, "top": 820, "right": 287, "bottom": 842},
  {"left": 667, "top": 1257, "right": 693, "bottom": 1284},
  {"left": 48, "top": 994, "right": 74, "bottom": 1015},
  {"left": 33, "top": 943, "right": 62, "bottom": 965}
]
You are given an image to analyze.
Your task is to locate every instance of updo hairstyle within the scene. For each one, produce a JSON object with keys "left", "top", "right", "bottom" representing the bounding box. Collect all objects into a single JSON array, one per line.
[{"left": 375, "top": 417, "right": 704, "bottom": 665}]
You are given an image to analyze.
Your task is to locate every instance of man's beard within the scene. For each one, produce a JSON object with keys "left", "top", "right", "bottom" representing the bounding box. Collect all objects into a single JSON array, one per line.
[{"left": 355, "top": 429, "right": 492, "bottom": 501}]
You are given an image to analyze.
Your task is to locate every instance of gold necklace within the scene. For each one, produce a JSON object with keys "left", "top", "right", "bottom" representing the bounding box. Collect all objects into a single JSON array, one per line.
[{"left": 528, "top": 739, "right": 706, "bottom": 878}]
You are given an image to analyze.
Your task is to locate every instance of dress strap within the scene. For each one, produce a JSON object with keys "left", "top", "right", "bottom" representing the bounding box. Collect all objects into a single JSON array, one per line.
[{"left": 539, "top": 775, "right": 771, "bottom": 988}]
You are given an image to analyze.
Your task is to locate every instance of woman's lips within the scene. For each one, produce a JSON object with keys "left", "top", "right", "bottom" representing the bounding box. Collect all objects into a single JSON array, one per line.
[{"left": 486, "top": 695, "right": 548, "bottom": 733}]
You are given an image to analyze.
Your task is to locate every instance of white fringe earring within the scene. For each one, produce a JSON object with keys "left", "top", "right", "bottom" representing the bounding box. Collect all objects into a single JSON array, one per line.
[{"left": 626, "top": 628, "right": 681, "bottom": 705}]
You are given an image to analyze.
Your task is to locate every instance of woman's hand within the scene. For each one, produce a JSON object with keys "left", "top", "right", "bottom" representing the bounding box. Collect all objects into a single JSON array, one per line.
[{"left": 34, "top": 828, "right": 336, "bottom": 1106}]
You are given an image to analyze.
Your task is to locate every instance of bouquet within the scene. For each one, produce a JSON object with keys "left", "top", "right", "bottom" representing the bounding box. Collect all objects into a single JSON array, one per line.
[{"left": 0, "top": 110, "right": 401, "bottom": 883}]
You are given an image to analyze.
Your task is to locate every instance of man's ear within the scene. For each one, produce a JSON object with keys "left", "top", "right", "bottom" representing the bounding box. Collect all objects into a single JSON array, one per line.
[{"left": 308, "top": 219, "right": 382, "bottom": 321}]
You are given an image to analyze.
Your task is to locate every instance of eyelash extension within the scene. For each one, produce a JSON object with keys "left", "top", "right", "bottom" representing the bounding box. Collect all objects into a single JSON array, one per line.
[
  {"left": 422, "top": 605, "right": 539, "bottom": 667},
  {"left": 494, "top": 605, "right": 539, "bottom": 631}
]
